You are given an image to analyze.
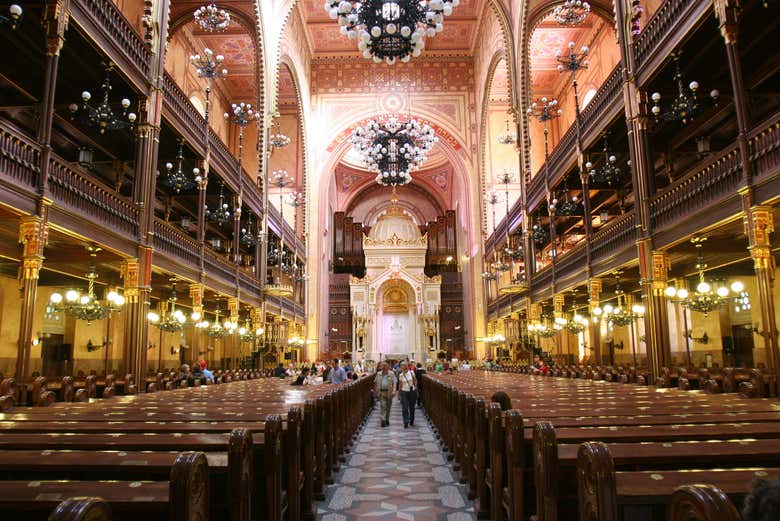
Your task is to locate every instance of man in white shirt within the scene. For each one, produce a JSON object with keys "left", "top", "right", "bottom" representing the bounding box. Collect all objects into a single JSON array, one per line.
[{"left": 398, "top": 361, "right": 417, "bottom": 428}]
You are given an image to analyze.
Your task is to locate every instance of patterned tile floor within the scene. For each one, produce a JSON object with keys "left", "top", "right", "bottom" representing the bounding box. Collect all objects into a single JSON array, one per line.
[{"left": 317, "top": 399, "right": 477, "bottom": 521}]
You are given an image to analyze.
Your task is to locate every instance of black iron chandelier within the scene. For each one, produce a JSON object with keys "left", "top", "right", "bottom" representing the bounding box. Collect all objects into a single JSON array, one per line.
[
  {"left": 586, "top": 136, "right": 623, "bottom": 186},
  {"left": 206, "top": 182, "right": 231, "bottom": 225},
  {"left": 350, "top": 116, "right": 437, "bottom": 186},
  {"left": 49, "top": 246, "right": 125, "bottom": 324},
  {"left": 550, "top": 179, "right": 581, "bottom": 216},
  {"left": 0, "top": 3, "right": 22, "bottom": 29},
  {"left": 240, "top": 212, "right": 257, "bottom": 247},
  {"left": 651, "top": 51, "right": 719, "bottom": 125},
  {"left": 595, "top": 276, "right": 644, "bottom": 327},
  {"left": 324, "top": 0, "right": 460, "bottom": 63},
  {"left": 194, "top": 1, "right": 230, "bottom": 32},
  {"left": 69, "top": 64, "right": 136, "bottom": 134},
  {"left": 552, "top": 0, "right": 590, "bottom": 26},
  {"left": 532, "top": 213, "right": 550, "bottom": 245},
  {"left": 160, "top": 140, "right": 197, "bottom": 193}
]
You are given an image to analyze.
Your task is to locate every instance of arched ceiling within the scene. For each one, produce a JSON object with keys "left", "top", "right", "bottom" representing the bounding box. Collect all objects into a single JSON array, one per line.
[
  {"left": 169, "top": 2, "right": 259, "bottom": 104},
  {"left": 296, "top": 0, "right": 489, "bottom": 58},
  {"left": 529, "top": 11, "right": 595, "bottom": 96}
]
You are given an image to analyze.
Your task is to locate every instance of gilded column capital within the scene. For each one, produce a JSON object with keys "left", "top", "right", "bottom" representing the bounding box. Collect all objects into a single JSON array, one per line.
[{"left": 19, "top": 216, "right": 47, "bottom": 258}]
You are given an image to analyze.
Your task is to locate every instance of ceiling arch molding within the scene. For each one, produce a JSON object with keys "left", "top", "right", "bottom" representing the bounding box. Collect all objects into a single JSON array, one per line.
[
  {"left": 344, "top": 182, "right": 446, "bottom": 226},
  {"left": 516, "top": 0, "right": 616, "bottom": 177}
]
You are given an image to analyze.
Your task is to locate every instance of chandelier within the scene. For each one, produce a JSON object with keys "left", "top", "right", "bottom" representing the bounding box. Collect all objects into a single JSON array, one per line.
[
  {"left": 49, "top": 247, "right": 125, "bottom": 323},
  {"left": 269, "top": 121, "right": 291, "bottom": 149},
  {"left": 240, "top": 213, "right": 257, "bottom": 247},
  {"left": 148, "top": 282, "right": 187, "bottom": 333},
  {"left": 550, "top": 180, "right": 580, "bottom": 216},
  {"left": 664, "top": 238, "right": 743, "bottom": 317},
  {"left": 350, "top": 116, "right": 437, "bottom": 186},
  {"left": 238, "top": 317, "right": 261, "bottom": 343},
  {"left": 564, "top": 313, "right": 588, "bottom": 334},
  {"left": 206, "top": 305, "right": 227, "bottom": 338},
  {"left": 651, "top": 51, "right": 719, "bottom": 125},
  {"left": 324, "top": 0, "right": 460, "bottom": 63},
  {"left": 595, "top": 277, "right": 644, "bottom": 327},
  {"left": 532, "top": 220, "right": 549, "bottom": 245},
  {"left": 586, "top": 135, "right": 623, "bottom": 186},
  {"left": 194, "top": 1, "right": 230, "bottom": 32},
  {"left": 265, "top": 171, "right": 294, "bottom": 298},
  {"left": 481, "top": 270, "right": 497, "bottom": 281},
  {"left": 496, "top": 117, "right": 516, "bottom": 145},
  {"left": 529, "top": 315, "right": 559, "bottom": 338},
  {"left": 1, "top": 4, "right": 22, "bottom": 29},
  {"left": 160, "top": 140, "right": 197, "bottom": 193},
  {"left": 206, "top": 182, "right": 232, "bottom": 225},
  {"left": 69, "top": 64, "right": 136, "bottom": 134},
  {"left": 552, "top": 0, "right": 590, "bottom": 26}
]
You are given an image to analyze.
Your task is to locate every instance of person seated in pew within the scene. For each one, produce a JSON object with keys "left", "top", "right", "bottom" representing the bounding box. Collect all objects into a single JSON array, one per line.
[
  {"left": 330, "top": 360, "right": 348, "bottom": 385},
  {"left": 177, "top": 364, "right": 192, "bottom": 386},
  {"left": 491, "top": 391, "right": 512, "bottom": 411},
  {"left": 532, "top": 354, "right": 549, "bottom": 375},
  {"left": 743, "top": 477, "right": 780, "bottom": 521},
  {"left": 199, "top": 360, "right": 214, "bottom": 383},
  {"left": 274, "top": 363, "right": 287, "bottom": 378},
  {"left": 291, "top": 367, "right": 312, "bottom": 386}
]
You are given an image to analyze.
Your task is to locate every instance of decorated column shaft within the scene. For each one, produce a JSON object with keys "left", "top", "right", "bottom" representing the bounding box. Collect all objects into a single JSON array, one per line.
[{"left": 588, "top": 278, "right": 602, "bottom": 363}]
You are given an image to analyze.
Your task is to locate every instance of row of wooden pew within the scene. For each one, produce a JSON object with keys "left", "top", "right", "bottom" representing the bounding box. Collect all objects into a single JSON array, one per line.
[
  {"left": 0, "top": 374, "right": 374, "bottom": 520},
  {"left": 499, "top": 363, "right": 777, "bottom": 397},
  {"left": 422, "top": 370, "right": 780, "bottom": 521},
  {"left": 0, "top": 369, "right": 265, "bottom": 411}
]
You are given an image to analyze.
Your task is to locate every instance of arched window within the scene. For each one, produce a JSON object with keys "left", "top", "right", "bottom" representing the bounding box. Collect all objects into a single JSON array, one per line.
[{"left": 581, "top": 88, "right": 597, "bottom": 110}]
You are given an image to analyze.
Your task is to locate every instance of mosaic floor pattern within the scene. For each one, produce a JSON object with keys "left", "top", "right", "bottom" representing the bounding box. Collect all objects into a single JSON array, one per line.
[{"left": 317, "top": 399, "right": 477, "bottom": 521}]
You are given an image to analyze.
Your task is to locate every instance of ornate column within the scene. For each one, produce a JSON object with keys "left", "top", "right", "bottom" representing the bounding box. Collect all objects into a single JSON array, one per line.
[
  {"left": 190, "top": 283, "right": 204, "bottom": 363},
  {"left": 228, "top": 297, "right": 239, "bottom": 368},
  {"left": 15, "top": 217, "right": 48, "bottom": 403},
  {"left": 553, "top": 293, "right": 565, "bottom": 362},
  {"left": 588, "top": 278, "right": 602, "bottom": 363},
  {"left": 744, "top": 207, "right": 778, "bottom": 379},
  {"left": 121, "top": 258, "right": 150, "bottom": 385},
  {"left": 637, "top": 244, "right": 672, "bottom": 376}
]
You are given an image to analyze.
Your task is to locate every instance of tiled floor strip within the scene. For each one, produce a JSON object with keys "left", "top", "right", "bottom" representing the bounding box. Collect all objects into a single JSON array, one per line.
[{"left": 317, "top": 399, "right": 477, "bottom": 521}]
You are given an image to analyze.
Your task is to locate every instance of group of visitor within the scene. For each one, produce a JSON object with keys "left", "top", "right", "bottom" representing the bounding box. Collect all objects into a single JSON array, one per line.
[
  {"left": 270, "top": 358, "right": 365, "bottom": 386},
  {"left": 177, "top": 360, "right": 214, "bottom": 386}
]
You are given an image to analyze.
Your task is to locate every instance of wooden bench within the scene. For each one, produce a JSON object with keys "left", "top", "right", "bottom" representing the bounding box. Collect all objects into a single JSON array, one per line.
[
  {"left": 0, "top": 451, "right": 208, "bottom": 521},
  {"left": 576, "top": 441, "right": 777, "bottom": 521}
]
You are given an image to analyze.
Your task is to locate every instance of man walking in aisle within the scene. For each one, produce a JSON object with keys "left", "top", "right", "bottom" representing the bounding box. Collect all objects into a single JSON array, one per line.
[
  {"left": 374, "top": 362, "right": 397, "bottom": 427},
  {"left": 398, "top": 361, "right": 417, "bottom": 428}
]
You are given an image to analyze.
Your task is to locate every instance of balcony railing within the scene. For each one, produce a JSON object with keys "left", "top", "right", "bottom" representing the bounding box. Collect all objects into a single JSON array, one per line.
[
  {"left": 70, "top": 0, "right": 151, "bottom": 90},
  {"left": 590, "top": 211, "right": 636, "bottom": 264},
  {"left": 152, "top": 218, "right": 200, "bottom": 267},
  {"left": 749, "top": 111, "right": 780, "bottom": 182},
  {"left": 48, "top": 155, "right": 139, "bottom": 236},
  {"left": 579, "top": 64, "right": 623, "bottom": 141},
  {"left": 204, "top": 249, "right": 237, "bottom": 286},
  {"left": 650, "top": 146, "right": 742, "bottom": 233},
  {"left": 0, "top": 124, "right": 39, "bottom": 191}
]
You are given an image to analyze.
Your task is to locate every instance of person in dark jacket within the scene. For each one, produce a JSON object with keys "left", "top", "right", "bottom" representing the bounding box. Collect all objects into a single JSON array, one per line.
[{"left": 414, "top": 362, "right": 426, "bottom": 406}]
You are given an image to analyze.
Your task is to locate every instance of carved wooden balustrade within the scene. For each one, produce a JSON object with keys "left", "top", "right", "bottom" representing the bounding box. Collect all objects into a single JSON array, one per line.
[
  {"left": 530, "top": 264, "right": 554, "bottom": 301},
  {"left": 204, "top": 249, "right": 239, "bottom": 292},
  {"left": 554, "top": 240, "right": 588, "bottom": 287},
  {"left": 69, "top": 0, "right": 152, "bottom": 92},
  {"left": 0, "top": 124, "right": 40, "bottom": 193},
  {"left": 650, "top": 146, "right": 742, "bottom": 233},
  {"left": 749, "top": 111, "right": 780, "bottom": 183},
  {"left": 152, "top": 218, "right": 200, "bottom": 268},
  {"left": 590, "top": 210, "right": 637, "bottom": 267}
]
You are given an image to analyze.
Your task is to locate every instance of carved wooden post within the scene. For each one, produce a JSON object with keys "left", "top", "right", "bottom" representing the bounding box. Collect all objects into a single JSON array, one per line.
[
  {"left": 121, "top": 258, "right": 150, "bottom": 387},
  {"left": 588, "top": 278, "right": 602, "bottom": 364},
  {"left": 744, "top": 207, "right": 779, "bottom": 381},
  {"left": 16, "top": 217, "right": 48, "bottom": 403},
  {"left": 613, "top": 0, "right": 668, "bottom": 381},
  {"left": 228, "top": 297, "right": 239, "bottom": 369},
  {"left": 190, "top": 283, "right": 204, "bottom": 363}
]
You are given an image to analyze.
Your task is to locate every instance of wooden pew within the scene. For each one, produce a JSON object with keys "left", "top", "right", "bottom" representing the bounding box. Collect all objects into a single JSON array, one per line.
[
  {"left": 0, "top": 451, "right": 208, "bottom": 521},
  {"left": 49, "top": 497, "right": 112, "bottom": 521},
  {"left": 576, "top": 442, "right": 778, "bottom": 521},
  {"left": 667, "top": 484, "right": 741, "bottom": 521}
]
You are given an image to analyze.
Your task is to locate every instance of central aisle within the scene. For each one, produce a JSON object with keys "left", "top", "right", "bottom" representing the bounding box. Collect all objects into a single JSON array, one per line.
[{"left": 317, "top": 398, "right": 477, "bottom": 521}]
